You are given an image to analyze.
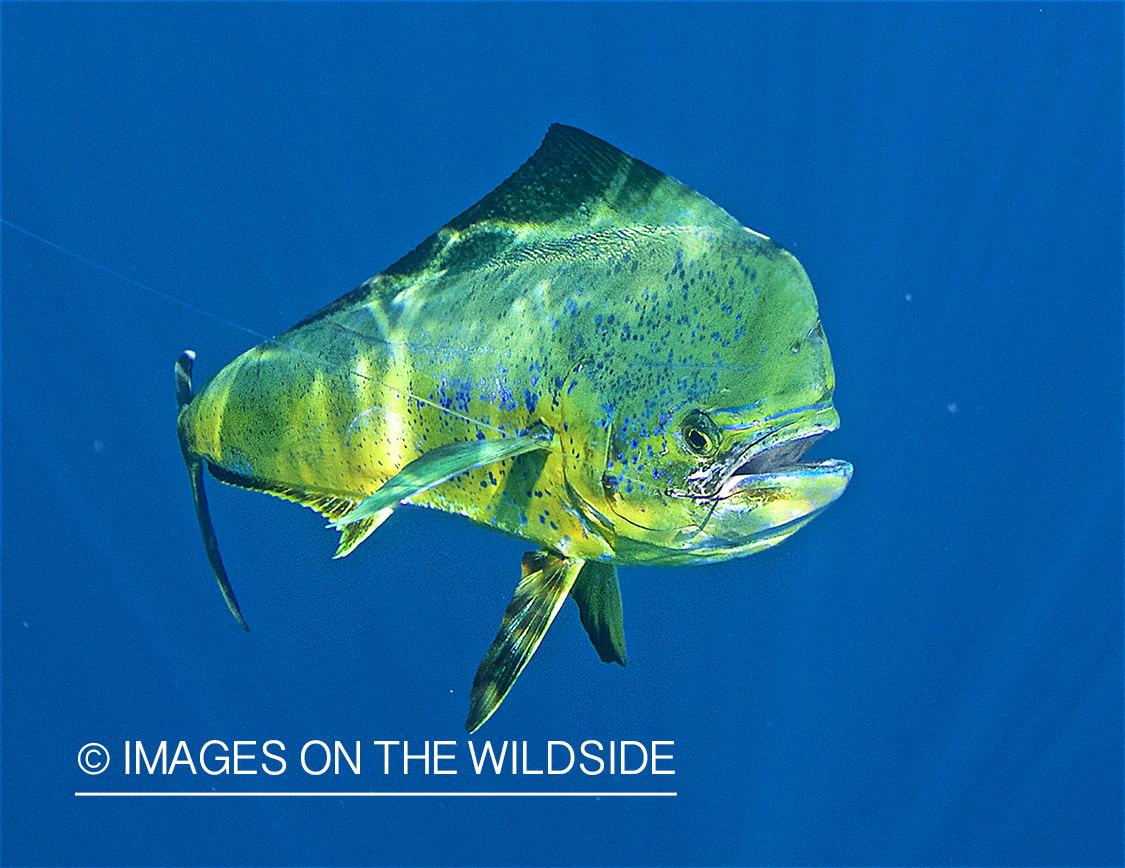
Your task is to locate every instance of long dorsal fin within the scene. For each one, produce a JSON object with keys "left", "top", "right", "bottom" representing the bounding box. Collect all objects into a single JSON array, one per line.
[
  {"left": 290, "top": 125, "right": 745, "bottom": 332},
  {"left": 383, "top": 124, "right": 741, "bottom": 278}
]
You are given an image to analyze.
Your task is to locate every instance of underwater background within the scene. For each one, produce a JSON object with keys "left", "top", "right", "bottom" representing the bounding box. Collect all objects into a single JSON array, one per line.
[{"left": 3, "top": 3, "right": 1121, "bottom": 866}]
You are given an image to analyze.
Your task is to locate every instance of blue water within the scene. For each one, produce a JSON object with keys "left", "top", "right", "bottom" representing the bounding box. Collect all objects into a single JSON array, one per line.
[{"left": 3, "top": 4, "right": 1121, "bottom": 866}]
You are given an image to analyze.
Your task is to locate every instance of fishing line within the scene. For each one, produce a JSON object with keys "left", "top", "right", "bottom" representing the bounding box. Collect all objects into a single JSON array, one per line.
[
  {"left": 3, "top": 215, "right": 769, "bottom": 502},
  {"left": 2, "top": 216, "right": 765, "bottom": 517},
  {"left": 2, "top": 218, "right": 270, "bottom": 342},
  {"left": 1, "top": 217, "right": 517, "bottom": 439}
]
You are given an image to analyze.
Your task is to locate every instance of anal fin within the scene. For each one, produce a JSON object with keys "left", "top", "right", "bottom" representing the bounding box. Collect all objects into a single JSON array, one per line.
[
  {"left": 200, "top": 464, "right": 389, "bottom": 559},
  {"left": 466, "top": 551, "right": 583, "bottom": 732}
]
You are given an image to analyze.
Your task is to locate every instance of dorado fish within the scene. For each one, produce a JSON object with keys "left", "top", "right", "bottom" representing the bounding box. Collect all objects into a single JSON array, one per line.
[{"left": 175, "top": 124, "right": 852, "bottom": 731}]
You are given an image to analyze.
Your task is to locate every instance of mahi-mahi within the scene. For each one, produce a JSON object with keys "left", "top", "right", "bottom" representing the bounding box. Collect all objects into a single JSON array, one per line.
[{"left": 176, "top": 124, "right": 852, "bottom": 731}]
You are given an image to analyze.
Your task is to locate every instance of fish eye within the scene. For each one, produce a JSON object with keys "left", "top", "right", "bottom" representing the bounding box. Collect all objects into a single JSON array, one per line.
[{"left": 680, "top": 410, "right": 721, "bottom": 457}]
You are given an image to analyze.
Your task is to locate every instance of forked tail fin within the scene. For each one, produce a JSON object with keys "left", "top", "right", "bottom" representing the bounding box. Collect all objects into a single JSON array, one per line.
[{"left": 175, "top": 350, "right": 249, "bottom": 631}]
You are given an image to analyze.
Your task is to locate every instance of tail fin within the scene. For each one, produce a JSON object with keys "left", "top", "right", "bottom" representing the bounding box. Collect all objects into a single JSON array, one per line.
[{"left": 176, "top": 351, "right": 249, "bottom": 631}]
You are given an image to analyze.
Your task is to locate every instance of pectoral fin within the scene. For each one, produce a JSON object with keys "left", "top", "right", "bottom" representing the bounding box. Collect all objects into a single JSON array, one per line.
[
  {"left": 570, "top": 561, "right": 627, "bottom": 666},
  {"left": 331, "top": 511, "right": 391, "bottom": 558},
  {"left": 466, "top": 551, "right": 583, "bottom": 732},
  {"left": 331, "top": 430, "right": 552, "bottom": 529}
]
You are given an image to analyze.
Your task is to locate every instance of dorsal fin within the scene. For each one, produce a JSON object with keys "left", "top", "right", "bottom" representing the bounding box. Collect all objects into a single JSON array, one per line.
[
  {"left": 383, "top": 124, "right": 740, "bottom": 278},
  {"left": 446, "top": 124, "right": 669, "bottom": 229},
  {"left": 289, "top": 125, "right": 744, "bottom": 332}
]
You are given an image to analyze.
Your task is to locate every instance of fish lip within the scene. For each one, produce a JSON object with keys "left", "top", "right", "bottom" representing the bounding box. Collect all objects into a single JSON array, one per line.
[
  {"left": 715, "top": 428, "right": 838, "bottom": 500},
  {"left": 675, "top": 421, "right": 843, "bottom": 502}
]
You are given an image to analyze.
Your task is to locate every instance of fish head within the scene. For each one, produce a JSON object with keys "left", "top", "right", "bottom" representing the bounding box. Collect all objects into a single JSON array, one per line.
[{"left": 560, "top": 231, "right": 852, "bottom": 566}]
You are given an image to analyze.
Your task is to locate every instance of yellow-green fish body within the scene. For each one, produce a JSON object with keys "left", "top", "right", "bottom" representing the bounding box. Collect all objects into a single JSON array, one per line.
[{"left": 176, "top": 125, "right": 851, "bottom": 729}]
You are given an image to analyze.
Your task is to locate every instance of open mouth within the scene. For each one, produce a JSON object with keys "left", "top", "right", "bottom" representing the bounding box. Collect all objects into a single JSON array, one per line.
[
  {"left": 712, "top": 431, "right": 818, "bottom": 496},
  {"left": 734, "top": 433, "right": 821, "bottom": 475},
  {"left": 713, "top": 429, "right": 851, "bottom": 501},
  {"left": 667, "top": 399, "right": 852, "bottom": 506}
]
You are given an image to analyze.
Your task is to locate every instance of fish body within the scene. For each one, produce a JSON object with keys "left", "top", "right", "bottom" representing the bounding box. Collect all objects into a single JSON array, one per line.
[{"left": 177, "top": 125, "right": 852, "bottom": 729}]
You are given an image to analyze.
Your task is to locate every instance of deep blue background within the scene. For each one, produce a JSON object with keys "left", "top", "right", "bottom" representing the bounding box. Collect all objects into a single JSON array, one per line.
[{"left": 3, "top": 3, "right": 1121, "bottom": 866}]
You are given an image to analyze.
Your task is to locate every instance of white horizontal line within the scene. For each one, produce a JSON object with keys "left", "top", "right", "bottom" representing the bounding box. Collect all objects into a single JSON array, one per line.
[{"left": 76, "top": 791, "right": 676, "bottom": 797}]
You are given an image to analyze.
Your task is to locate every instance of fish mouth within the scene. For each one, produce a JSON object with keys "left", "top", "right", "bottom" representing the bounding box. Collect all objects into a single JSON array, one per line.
[
  {"left": 714, "top": 430, "right": 849, "bottom": 500},
  {"left": 674, "top": 416, "right": 848, "bottom": 503}
]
